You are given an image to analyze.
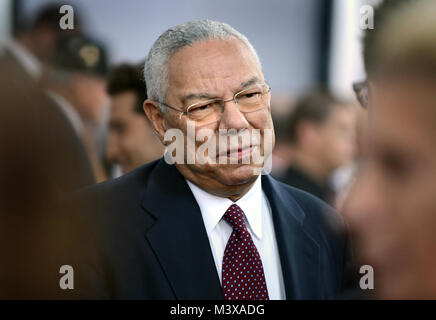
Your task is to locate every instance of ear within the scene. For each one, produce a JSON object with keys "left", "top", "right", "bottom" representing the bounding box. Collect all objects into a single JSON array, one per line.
[{"left": 143, "top": 100, "right": 167, "bottom": 145}]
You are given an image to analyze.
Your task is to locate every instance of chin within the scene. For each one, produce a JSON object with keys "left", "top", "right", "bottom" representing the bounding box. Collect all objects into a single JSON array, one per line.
[{"left": 216, "top": 163, "right": 262, "bottom": 186}]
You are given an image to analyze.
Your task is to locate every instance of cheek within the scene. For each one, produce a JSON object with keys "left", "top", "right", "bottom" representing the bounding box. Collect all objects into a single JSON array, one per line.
[
  {"left": 249, "top": 110, "right": 274, "bottom": 134},
  {"left": 119, "top": 127, "right": 139, "bottom": 152},
  {"left": 398, "top": 167, "right": 436, "bottom": 241},
  {"left": 252, "top": 109, "right": 273, "bottom": 129},
  {"left": 328, "top": 132, "right": 350, "bottom": 157}
]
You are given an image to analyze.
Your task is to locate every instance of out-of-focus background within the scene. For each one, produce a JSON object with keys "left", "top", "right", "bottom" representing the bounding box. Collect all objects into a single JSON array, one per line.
[
  {"left": 0, "top": 0, "right": 374, "bottom": 209},
  {"left": 2, "top": 0, "right": 371, "bottom": 98},
  {"left": 5, "top": 0, "right": 436, "bottom": 300},
  {"left": 0, "top": 0, "right": 379, "bottom": 202}
]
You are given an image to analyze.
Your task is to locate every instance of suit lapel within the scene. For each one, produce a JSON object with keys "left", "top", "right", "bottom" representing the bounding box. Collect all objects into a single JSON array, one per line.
[
  {"left": 262, "top": 175, "right": 321, "bottom": 299},
  {"left": 1, "top": 49, "right": 36, "bottom": 84},
  {"left": 141, "top": 160, "right": 223, "bottom": 299}
]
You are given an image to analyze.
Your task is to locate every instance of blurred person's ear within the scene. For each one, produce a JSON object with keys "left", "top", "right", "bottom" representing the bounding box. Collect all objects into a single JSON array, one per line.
[{"left": 143, "top": 100, "right": 166, "bottom": 145}]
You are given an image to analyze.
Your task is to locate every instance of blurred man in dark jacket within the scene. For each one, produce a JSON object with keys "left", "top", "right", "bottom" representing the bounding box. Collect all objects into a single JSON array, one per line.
[
  {"left": 277, "top": 89, "right": 356, "bottom": 204},
  {"left": 106, "top": 63, "right": 164, "bottom": 174}
]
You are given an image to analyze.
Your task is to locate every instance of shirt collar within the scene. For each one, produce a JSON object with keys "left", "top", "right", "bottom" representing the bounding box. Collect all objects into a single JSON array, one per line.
[
  {"left": 186, "top": 175, "right": 263, "bottom": 240},
  {"left": 7, "top": 41, "right": 41, "bottom": 79},
  {"left": 45, "top": 90, "right": 84, "bottom": 134}
]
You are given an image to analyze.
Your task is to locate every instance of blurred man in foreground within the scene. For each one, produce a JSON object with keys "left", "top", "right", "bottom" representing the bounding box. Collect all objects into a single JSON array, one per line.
[
  {"left": 62, "top": 20, "right": 349, "bottom": 299},
  {"left": 43, "top": 33, "right": 109, "bottom": 182},
  {"left": 344, "top": 0, "right": 436, "bottom": 299},
  {"left": 106, "top": 64, "right": 164, "bottom": 174},
  {"left": 278, "top": 89, "right": 356, "bottom": 204},
  {"left": 0, "top": 7, "right": 95, "bottom": 199},
  {"left": 0, "top": 63, "right": 93, "bottom": 299}
]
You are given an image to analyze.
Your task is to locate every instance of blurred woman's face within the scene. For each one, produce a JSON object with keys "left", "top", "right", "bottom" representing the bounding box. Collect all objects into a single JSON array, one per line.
[{"left": 343, "top": 76, "right": 436, "bottom": 299}]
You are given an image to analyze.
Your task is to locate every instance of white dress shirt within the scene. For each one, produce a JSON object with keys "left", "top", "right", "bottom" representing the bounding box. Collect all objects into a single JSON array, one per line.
[{"left": 186, "top": 176, "right": 286, "bottom": 300}]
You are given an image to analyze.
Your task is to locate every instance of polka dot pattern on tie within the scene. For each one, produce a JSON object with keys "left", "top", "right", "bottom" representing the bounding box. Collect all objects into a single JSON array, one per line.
[{"left": 221, "top": 204, "right": 269, "bottom": 300}]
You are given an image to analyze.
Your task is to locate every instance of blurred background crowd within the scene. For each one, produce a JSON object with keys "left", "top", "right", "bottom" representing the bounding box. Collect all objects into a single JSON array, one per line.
[
  {"left": 1, "top": 0, "right": 436, "bottom": 299},
  {"left": 0, "top": 0, "right": 365, "bottom": 202}
]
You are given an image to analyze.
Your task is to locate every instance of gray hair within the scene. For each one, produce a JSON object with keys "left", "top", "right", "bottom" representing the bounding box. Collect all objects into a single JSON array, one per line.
[{"left": 143, "top": 19, "right": 261, "bottom": 111}]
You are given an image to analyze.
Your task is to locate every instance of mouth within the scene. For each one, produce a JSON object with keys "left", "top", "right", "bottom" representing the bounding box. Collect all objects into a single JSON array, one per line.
[{"left": 220, "top": 145, "right": 259, "bottom": 161}]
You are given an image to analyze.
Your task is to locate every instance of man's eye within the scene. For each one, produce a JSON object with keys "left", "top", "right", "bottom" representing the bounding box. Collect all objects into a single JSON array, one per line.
[
  {"left": 190, "top": 103, "right": 214, "bottom": 113},
  {"left": 110, "top": 123, "right": 125, "bottom": 134},
  {"left": 239, "top": 91, "right": 261, "bottom": 100},
  {"left": 197, "top": 104, "right": 211, "bottom": 110},
  {"left": 380, "top": 153, "right": 411, "bottom": 179}
]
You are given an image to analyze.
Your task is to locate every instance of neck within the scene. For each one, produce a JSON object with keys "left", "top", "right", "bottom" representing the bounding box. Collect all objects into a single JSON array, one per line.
[
  {"left": 291, "top": 148, "right": 330, "bottom": 184},
  {"left": 176, "top": 164, "right": 258, "bottom": 202}
]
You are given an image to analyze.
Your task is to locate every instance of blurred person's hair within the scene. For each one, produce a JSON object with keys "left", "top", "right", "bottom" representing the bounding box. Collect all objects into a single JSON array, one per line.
[
  {"left": 144, "top": 19, "right": 261, "bottom": 110},
  {"left": 15, "top": 3, "right": 82, "bottom": 37},
  {"left": 42, "top": 65, "right": 74, "bottom": 86},
  {"left": 107, "top": 63, "right": 147, "bottom": 116},
  {"left": 370, "top": 0, "right": 436, "bottom": 78},
  {"left": 362, "top": 0, "right": 413, "bottom": 77},
  {"left": 284, "top": 88, "right": 347, "bottom": 145},
  {"left": 272, "top": 111, "right": 294, "bottom": 144}
]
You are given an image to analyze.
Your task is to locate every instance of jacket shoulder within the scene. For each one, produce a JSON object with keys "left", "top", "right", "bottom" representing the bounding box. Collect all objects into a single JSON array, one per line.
[
  {"left": 80, "top": 159, "right": 159, "bottom": 198},
  {"left": 272, "top": 178, "right": 346, "bottom": 239},
  {"left": 61, "top": 159, "right": 161, "bottom": 225}
]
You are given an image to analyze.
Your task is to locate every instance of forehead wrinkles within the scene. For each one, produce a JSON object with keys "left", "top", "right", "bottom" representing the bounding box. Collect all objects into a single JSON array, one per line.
[{"left": 166, "top": 39, "right": 262, "bottom": 100}]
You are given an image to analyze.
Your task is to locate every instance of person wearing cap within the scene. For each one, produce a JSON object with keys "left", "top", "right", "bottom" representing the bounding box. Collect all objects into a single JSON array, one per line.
[
  {"left": 0, "top": 5, "right": 95, "bottom": 198},
  {"left": 0, "top": 3, "right": 82, "bottom": 82},
  {"left": 43, "top": 33, "right": 110, "bottom": 182}
]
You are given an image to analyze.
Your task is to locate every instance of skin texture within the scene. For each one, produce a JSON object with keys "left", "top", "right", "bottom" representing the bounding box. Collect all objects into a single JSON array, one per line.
[
  {"left": 49, "top": 73, "right": 108, "bottom": 122},
  {"left": 107, "top": 91, "right": 164, "bottom": 173},
  {"left": 343, "top": 76, "right": 436, "bottom": 299},
  {"left": 144, "top": 38, "right": 275, "bottom": 201},
  {"left": 73, "top": 73, "right": 108, "bottom": 121}
]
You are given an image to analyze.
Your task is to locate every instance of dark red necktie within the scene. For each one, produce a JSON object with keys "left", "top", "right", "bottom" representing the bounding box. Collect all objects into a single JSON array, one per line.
[{"left": 221, "top": 204, "right": 269, "bottom": 300}]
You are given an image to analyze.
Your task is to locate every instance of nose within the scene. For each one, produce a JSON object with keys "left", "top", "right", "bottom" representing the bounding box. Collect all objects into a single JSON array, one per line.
[{"left": 218, "top": 100, "right": 249, "bottom": 131}]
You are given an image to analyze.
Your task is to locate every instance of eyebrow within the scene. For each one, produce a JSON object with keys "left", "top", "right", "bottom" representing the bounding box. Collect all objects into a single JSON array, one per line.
[
  {"left": 181, "top": 76, "right": 263, "bottom": 107},
  {"left": 239, "top": 76, "right": 262, "bottom": 90},
  {"left": 182, "top": 93, "right": 216, "bottom": 107}
]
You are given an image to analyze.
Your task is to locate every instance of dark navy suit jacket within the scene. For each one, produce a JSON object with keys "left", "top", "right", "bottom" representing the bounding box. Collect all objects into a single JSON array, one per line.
[{"left": 62, "top": 158, "right": 349, "bottom": 299}]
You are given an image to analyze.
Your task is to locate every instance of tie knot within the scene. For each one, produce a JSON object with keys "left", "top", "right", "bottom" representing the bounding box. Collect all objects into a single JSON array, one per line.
[{"left": 223, "top": 204, "right": 246, "bottom": 232}]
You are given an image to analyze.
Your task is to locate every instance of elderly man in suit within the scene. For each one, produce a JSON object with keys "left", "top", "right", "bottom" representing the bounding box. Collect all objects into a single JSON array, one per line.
[{"left": 64, "top": 20, "right": 349, "bottom": 300}]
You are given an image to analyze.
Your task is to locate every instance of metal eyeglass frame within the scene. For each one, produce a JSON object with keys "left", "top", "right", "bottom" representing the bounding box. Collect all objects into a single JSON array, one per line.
[{"left": 157, "top": 83, "right": 271, "bottom": 120}]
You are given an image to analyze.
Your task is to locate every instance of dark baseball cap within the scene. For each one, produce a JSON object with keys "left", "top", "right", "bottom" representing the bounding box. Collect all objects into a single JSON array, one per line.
[{"left": 52, "top": 33, "right": 108, "bottom": 77}]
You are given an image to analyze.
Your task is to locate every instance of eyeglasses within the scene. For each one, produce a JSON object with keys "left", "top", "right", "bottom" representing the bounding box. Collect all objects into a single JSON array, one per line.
[
  {"left": 158, "top": 83, "right": 271, "bottom": 124},
  {"left": 353, "top": 81, "right": 369, "bottom": 109}
]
